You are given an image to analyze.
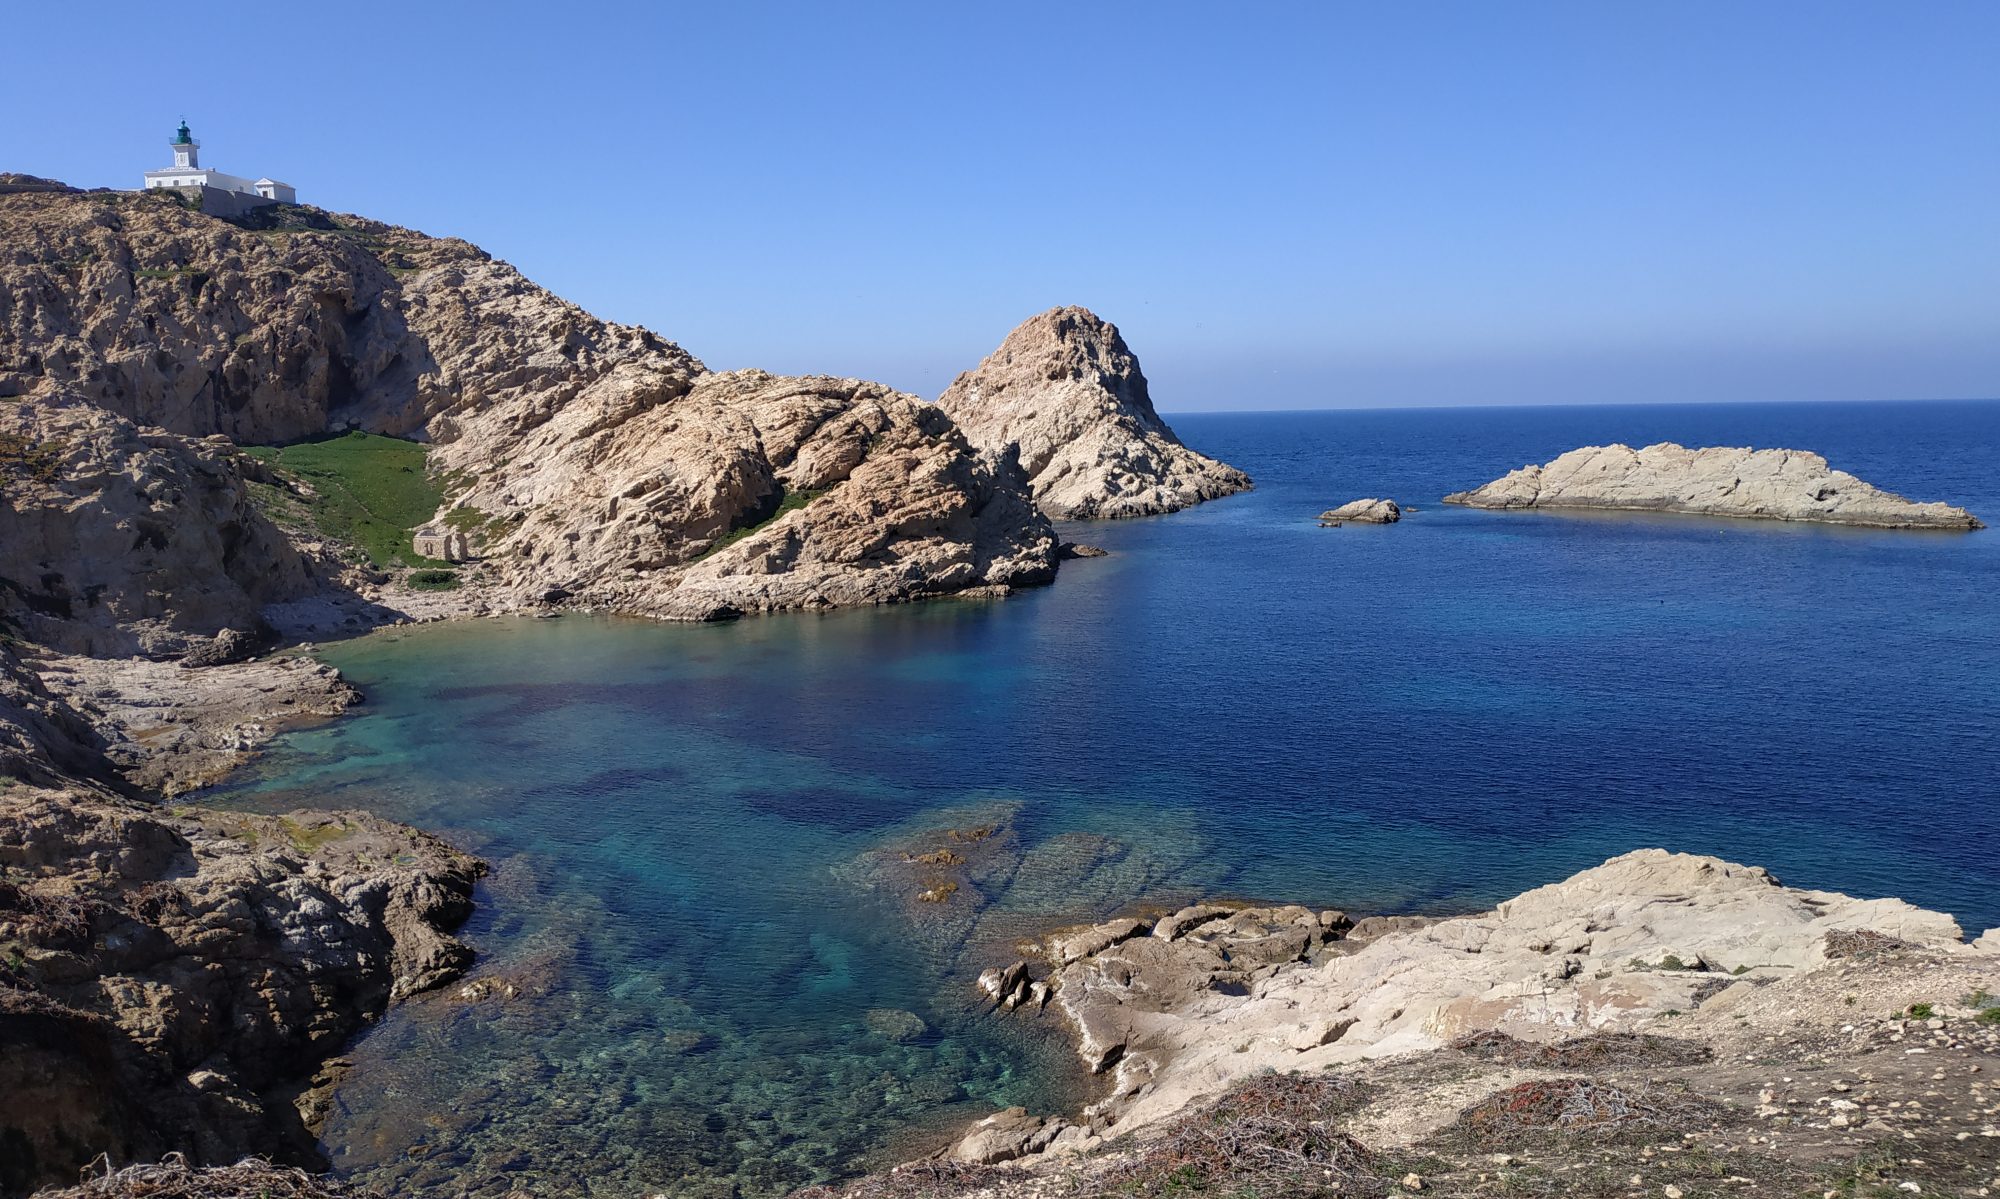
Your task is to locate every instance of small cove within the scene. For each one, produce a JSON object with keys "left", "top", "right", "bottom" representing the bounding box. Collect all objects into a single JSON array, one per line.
[{"left": 210, "top": 399, "right": 2000, "bottom": 1197}]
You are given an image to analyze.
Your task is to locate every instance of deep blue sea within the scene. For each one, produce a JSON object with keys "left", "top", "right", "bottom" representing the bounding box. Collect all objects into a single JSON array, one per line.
[{"left": 213, "top": 399, "right": 2000, "bottom": 1198}]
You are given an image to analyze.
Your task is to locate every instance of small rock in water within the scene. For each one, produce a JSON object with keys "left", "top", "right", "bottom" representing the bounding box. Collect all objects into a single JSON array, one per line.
[{"left": 1319, "top": 498, "right": 1402, "bottom": 525}]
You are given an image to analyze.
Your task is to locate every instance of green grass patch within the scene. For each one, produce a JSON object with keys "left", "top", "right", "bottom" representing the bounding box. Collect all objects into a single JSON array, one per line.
[
  {"left": 407, "top": 569, "right": 460, "bottom": 591},
  {"left": 1907, "top": 1002, "right": 1935, "bottom": 1020},
  {"left": 697, "top": 487, "right": 828, "bottom": 560},
  {"left": 241, "top": 431, "right": 443, "bottom": 567}
]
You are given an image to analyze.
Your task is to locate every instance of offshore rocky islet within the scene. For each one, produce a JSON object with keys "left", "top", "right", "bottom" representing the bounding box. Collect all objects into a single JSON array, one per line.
[
  {"left": 0, "top": 180, "right": 1994, "bottom": 1196},
  {"left": 1443, "top": 441, "right": 1984, "bottom": 530}
]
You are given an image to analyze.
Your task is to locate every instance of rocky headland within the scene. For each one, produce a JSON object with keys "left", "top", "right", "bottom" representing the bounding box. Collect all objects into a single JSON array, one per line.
[
  {"left": 1443, "top": 443, "right": 1984, "bottom": 530},
  {"left": 0, "top": 186, "right": 1063, "bottom": 640},
  {"left": 936, "top": 307, "right": 1251, "bottom": 520},
  {"left": 807, "top": 850, "right": 2000, "bottom": 1198},
  {"left": 5, "top": 184, "right": 1996, "bottom": 1199}
]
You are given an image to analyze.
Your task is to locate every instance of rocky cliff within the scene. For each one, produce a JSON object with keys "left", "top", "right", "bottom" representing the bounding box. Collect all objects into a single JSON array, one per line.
[
  {"left": 936, "top": 307, "right": 1251, "bottom": 520},
  {"left": 1444, "top": 443, "right": 1983, "bottom": 530},
  {"left": 0, "top": 187, "right": 1057, "bottom": 643}
]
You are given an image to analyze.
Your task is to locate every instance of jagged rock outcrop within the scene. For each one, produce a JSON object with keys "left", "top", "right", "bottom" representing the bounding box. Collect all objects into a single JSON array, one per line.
[
  {"left": 0, "top": 643, "right": 117, "bottom": 789},
  {"left": 29, "top": 651, "right": 361, "bottom": 797},
  {"left": 0, "top": 186, "right": 1060, "bottom": 639},
  {"left": 433, "top": 368, "right": 1055, "bottom": 620},
  {"left": 964, "top": 850, "right": 1982, "bottom": 1160},
  {"left": 1444, "top": 443, "right": 1982, "bottom": 530},
  {"left": 0, "top": 193, "right": 430, "bottom": 442},
  {"left": 1319, "top": 498, "right": 1400, "bottom": 524},
  {"left": 936, "top": 307, "right": 1250, "bottom": 520},
  {"left": 0, "top": 784, "right": 481, "bottom": 1194},
  {"left": 0, "top": 391, "right": 329, "bottom": 657}
]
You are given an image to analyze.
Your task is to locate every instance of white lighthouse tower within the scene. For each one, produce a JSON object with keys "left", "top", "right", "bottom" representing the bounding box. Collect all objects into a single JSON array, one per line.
[{"left": 169, "top": 120, "right": 199, "bottom": 170}]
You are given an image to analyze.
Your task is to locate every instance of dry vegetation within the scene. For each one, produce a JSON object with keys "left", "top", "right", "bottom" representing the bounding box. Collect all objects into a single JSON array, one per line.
[{"left": 33, "top": 1157, "right": 356, "bottom": 1199}]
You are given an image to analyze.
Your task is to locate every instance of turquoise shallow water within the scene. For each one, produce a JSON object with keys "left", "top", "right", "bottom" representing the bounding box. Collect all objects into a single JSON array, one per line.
[{"left": 213, "top": 399, "right": 2000, "bottom": 1197}]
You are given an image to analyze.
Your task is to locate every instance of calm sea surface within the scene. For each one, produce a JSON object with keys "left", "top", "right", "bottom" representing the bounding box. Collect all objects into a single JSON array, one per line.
[{"left": 213, "top": 399, "right": 2000, "bottom": 1197}]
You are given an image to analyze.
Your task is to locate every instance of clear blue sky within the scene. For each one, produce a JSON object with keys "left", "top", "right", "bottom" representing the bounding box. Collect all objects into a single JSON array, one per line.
[{"left": 9, "top": 2, "right": 1996, "bottom": 410}]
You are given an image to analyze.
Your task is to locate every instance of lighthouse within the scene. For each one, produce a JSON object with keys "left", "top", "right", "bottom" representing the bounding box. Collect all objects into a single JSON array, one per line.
[
  {"left": 142, "top": 120, "right": 296, "bottom": 214},
  {"left": 170, "top": 120, "right": 199, "bottom": 170}
]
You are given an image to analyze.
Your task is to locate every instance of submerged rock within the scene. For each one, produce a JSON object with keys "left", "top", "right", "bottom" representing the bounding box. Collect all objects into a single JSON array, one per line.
[
  {"left": 937, "top": 307, "right": 1251, "bottom": 520},
  {"left": 1443, "top": 443, "right": 1982, "bottom": 530},
  {"left": 862, "top": 1008, "right": 928, "bottom": 1043}
]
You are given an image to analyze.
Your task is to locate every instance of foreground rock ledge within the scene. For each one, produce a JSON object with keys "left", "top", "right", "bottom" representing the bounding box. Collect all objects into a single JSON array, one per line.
[
  {"left": 937, "top": 306, "right": 1252, "bottom": 520},
  {"left": 0, "top": 783, "right": 483, "bottom": 1194},
  {"left": 921, "top": 849, "right": 1997, "bottom": 1178},
  {"left": 1443, "top": 442, "right": 1983, "bottom": 530}
]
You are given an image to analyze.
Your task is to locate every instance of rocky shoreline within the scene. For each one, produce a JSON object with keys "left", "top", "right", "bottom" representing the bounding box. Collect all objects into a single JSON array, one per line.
[
  {"left": 806, "top": 851, "right": 2000, "bottom": 1198},
  {"left": 5, "top": 181, "right": 1996, "bottom": 1199},
  {"left": 0, "top": 181, "right": 1252, "bottom": 1196}
]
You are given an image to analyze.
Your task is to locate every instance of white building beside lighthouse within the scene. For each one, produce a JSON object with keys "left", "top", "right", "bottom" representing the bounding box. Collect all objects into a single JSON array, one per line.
[{"left": 142, "top": 121, "right": 296, "bottom": 214}]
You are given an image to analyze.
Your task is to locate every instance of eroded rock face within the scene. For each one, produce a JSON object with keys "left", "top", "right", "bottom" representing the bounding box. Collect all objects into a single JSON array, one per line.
[
  {"left": 436, "top": 369, "right": 1056, "bottom": 620},
  {"left": 1319, "top": 498, "right": 1401, "bottom": 524},
  {"left": 937, "top": 307, "right": 1251, "bottom": 520},
  {"left": 0, "top": 784, "right": 482, "bottom": 1193},
  {"left": 0, "top": 392, "right": 330, "bottom": 657},
  {"left": 1443, "top": 443, "right": 1982, "bottom": 530},
  {"left": 0, "top": 192, "right": 429, "bottom": 442},
  {"left": 0, "top": 188, "right": 1060, "bottom": 630},
  {"left": 981, "top": 850, "right": 1974, "bottom": 1150}
]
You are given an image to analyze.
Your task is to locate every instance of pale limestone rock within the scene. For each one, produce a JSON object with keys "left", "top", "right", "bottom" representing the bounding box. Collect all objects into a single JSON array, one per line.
[
  {"left": 32, "top": 649, "right": 361, "bottom": 796},
  {"left": 1051, "top": 917, "right": 1149, "bottom": 965},
  {"left": 946, "top": 1107, "right": 1071, "bottom": 1164},
  {"left": 1019, "top": 850, "right": 1968, "bottom": 1147},
  {"left": 1320, "top": 498, "right": 1402, "bottom": 524},
  {"left": 1153, "top": 903, "right": 1232, "bottom": 940},
  {"left": 936, "top": 307, "right": 1251, "bottom": 519},
  {"left": 1444, "top": 443, "right": 1982, "bottom": 529}
]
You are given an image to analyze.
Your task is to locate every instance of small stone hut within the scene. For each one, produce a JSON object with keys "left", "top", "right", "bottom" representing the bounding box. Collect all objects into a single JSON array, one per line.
[{"left": 412, "top": 525, "right": 469, "bottom": 562}]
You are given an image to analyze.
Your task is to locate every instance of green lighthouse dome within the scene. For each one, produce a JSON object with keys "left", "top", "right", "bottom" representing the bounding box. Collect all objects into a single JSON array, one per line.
[{"left": 173, "top": 120, "right": 193, "bottom": 145}]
